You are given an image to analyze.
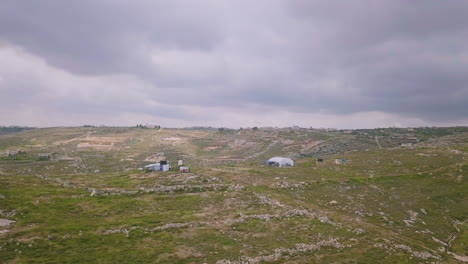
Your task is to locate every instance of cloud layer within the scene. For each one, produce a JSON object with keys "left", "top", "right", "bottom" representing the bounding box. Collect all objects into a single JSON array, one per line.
[{"left": 1, "top": 0, "right": 467, "bottom": 128}]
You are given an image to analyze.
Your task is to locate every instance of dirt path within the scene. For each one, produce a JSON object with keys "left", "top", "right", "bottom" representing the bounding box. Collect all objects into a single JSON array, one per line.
[
  {"left": 53, "top": 131, "right": 94, "bottom": 145},
  {"left": 304, "top": 137, "right": 334, "bottom": 151},
  {"left": 245, "top": 141, "right": 278, "bottom": 160},
  {"left": 446, "top": 219, "right": 468, "bottom": 262},
  {"left": 138, "top": 130, "right": 160, "bottom": 141},
  {"left": 375, "top": 136, "right": 383, "bottom": 149}
]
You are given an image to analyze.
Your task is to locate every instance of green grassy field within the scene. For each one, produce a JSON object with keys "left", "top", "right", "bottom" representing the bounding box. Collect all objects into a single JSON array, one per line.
[{"left": 0, "top": 126, "right": 467, "bottom": 263}]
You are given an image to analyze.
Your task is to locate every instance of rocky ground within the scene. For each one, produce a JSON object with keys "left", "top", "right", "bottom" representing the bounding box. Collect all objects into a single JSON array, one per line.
[{"left": 0, "top": 126, "right": 467, "bottom": 263}]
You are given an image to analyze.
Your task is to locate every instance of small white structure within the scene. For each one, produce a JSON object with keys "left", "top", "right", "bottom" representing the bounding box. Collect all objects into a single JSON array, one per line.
[
  {"left": 180, "top": 166, "right": 189, "bottom": 173},
  {"left": 266, "top": 157, "right": 294, "bottom": 167},
  {"left": 335, "top": 159, "right": 348, "bottom": 164},
  {"left": 161, "top": 164, "right": 170, "bottom": 172},
  {"left": 178, "top": 160, "right": 183, "bottom": 166},
  {"left": 144, "top": 163, "right": 160, "bottom": 171},
  {"left": 144, "top": 163, "right": 171, "bottom": 172}
]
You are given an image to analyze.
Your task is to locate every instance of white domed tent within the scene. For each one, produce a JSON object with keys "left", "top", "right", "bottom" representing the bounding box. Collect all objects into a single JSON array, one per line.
[{"left": 266, "top": 157, "right": 294, "bottom": 167}]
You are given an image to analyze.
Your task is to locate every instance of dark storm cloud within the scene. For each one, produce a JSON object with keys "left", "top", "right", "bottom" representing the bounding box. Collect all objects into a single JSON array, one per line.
[
  {"left": 221, "top": 0, "right": 468, "bottom": 121},
  {"left": 0, "top": 0, "right": 224, "bottom": 75},
  {"left": 0, "top": 0, "right": 467, "bottom": 127}
]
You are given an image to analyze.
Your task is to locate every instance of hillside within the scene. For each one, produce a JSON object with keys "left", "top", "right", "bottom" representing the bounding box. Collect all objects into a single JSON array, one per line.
[{"left": 0, "top": 126, "right": 467, "bottom": 263}]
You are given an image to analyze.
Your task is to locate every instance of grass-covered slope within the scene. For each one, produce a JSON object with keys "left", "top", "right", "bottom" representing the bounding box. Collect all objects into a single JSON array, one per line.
[{"left": 0, "top": 126, "right": 467, "bottom": 263}]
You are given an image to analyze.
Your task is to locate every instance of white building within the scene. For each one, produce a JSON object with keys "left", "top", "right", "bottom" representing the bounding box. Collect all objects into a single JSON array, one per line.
[
  {"left": 144, "top": 163, "right": 171, "bottom": 172},
  {"left": 161, "top": 164, "right": 170, "bottom": 172},
  {"left": 144, "top": 163, "right": 160, "bottom": 171},
  {"left": 335, "top": 159, "right": 348, "bottom": 164},
  {"left": 266, "top": 157, "right": 294, "bottom": 167}
]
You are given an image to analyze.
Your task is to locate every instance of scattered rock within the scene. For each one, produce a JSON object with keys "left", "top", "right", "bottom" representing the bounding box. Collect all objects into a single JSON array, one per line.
[
  {"left": 99, "top": 227, "right": 138, "bottom": 237},
  {"left": 0, "top": 209, "right": 16, "bottom": 218},
  {"left": 227, "top": 184, "right": 245, "bottom": 192},
  {"left": 152, "top": 222, "right": 198, "bottom": 231},
  {"left": 374, "top": 239, "right": 440, "bottom": 260},
  {"left": 448, "top": 251, "right": 468, "bottom": 262},
  {"left": 253, "top": 193, "right": 285, "bottom": 208},
  {"left": 216, "top": 238, "right": 345, "bottom": 264},
  {"left": 432, "top": 236, "right": 448, "bottom": 247},
  {"left": 0, "top": 218, "right": 15, "bottom": 227},
  {"left": 403, "top": 220, "right": 414, "bottom": 227},
  {"left": 274, "top": 182, "right": 307, "bottom": 189},
  {"left": 88, "top": 188, "right": 105, "bottom": 197},
  {"left": 225, "top": 213, "right": 279, "bottom": 225}
]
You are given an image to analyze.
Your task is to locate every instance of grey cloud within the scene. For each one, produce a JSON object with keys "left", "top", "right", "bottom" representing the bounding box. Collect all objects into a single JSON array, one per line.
[
  {"left": 0, "top": 0, "right": 467, "bottom": 127},
  {"left": 0, "top": 0, "right": 224, "bottom": 75}
]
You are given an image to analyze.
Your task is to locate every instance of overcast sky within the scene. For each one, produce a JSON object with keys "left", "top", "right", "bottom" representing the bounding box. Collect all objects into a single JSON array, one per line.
[{"left": 1, "top": 0, "right": 467, "bottom": 128}]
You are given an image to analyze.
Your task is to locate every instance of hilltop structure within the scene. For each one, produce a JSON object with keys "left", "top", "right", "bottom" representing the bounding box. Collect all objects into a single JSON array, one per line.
[{"left": 265, "top": 157, "right": 294, "bottom": 167}]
